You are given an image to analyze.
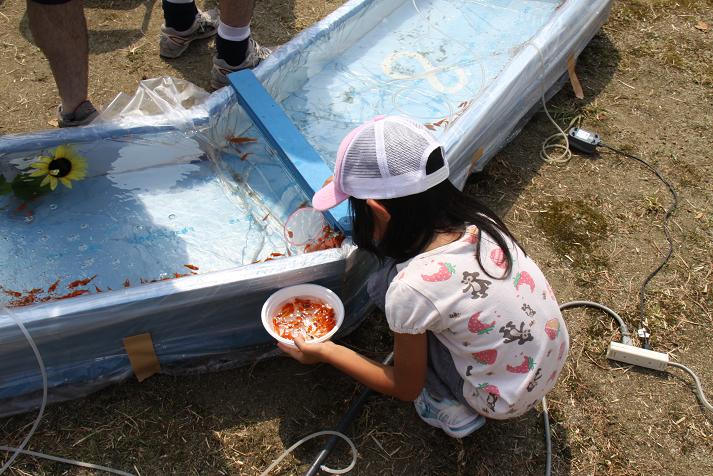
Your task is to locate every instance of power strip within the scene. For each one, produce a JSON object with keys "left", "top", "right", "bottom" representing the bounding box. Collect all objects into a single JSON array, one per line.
[{"left": 607, "top": 342, "right": 669, "bottom": 371}]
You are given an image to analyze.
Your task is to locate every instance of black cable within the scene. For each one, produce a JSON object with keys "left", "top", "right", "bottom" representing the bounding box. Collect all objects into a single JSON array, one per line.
[
  {"left": 304, "top": 352, "right": 394, "bottom": 476},
  {"left": 600, "top": 144, "right": 678, "bottom": 349}
]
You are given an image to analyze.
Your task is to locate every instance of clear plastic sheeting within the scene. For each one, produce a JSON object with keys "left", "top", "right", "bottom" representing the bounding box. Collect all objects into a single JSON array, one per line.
[
  {"left": 96, "top": 77, "right": 211, "bottom": 129},
  {"left": 0, "top": 0, "right": 612, "bottom": 415}
]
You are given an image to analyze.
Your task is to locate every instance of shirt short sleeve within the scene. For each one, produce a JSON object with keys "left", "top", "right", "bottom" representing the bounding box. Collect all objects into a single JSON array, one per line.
[{"left": 385, "top": 281, "right": 441, "bottom": 334}]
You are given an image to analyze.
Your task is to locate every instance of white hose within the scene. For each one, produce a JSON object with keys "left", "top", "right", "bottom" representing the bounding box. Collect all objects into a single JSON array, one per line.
[
  {"left": 259, "top": 430, "right": 357, "bottom": 476},
  {"left": 0, "top": 308, "right": 47, "bottom": 475},
  {"left": 525, "top": 41, "right": 577, "bottom": 165},
  {"left": 0, "top": 447, "right": 135, "bottom": 476},
  {"left": 0, "top": 307, "right": 136, "bottom": 476}
]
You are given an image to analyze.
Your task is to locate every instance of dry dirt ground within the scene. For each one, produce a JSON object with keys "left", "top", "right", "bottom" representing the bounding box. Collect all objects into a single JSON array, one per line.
[{"left": 1, "top": 0, "right": 713, "bottom": 475}]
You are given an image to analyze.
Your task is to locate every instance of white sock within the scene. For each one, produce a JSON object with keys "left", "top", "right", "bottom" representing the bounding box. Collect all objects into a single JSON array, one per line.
[
  {"left": 164, "top": 0, "right": 195, "bottom": 3},
  {"left": 218, "top": 21, "right": 251, "bottom": 42}
]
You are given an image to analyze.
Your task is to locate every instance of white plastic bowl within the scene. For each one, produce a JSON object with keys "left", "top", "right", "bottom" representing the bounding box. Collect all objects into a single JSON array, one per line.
[{"left": 261, "top": 284, "right": 345, "bottom": 347}]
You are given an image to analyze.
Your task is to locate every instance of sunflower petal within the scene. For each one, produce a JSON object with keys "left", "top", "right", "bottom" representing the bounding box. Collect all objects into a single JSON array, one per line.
[
  {"left": 29, "top": 170, "right": 47, "bottom": 177},
  {"left": 40, "top": 175, "right": 51, "bottom": 188},
  {"left": 57, "top": 145, "right": 82, "bottom": 162},
  {"left": 49, "top": 176, "right": 58, "bottom": 191},
  {"left": 54, "top": 145, "right": 70, "bottom": 158},
  {"left": 60, "top": 177, "right": 73, "bottom": 189},
  {"left": 66, "top": 150, "right": 82, "bottom": 162},
  {"left": 66, "top": 170, "right": 87, "bottom": 181},
  {"left": 70, "top": 157, "right": 87, "bottom": 170},
  {"left": 30, "top": 160, "right": 50, "bottom": 169}
]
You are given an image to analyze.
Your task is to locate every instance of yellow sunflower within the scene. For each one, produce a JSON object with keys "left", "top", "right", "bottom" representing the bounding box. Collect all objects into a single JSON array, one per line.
[{"left": 29, "top": 145, "right": 88, "bottom": 191}]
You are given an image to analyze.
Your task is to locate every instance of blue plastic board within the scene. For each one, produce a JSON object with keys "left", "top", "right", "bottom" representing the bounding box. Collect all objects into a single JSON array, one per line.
[{"left": 227, "top": 69, "right": 350, "bottom": 233}]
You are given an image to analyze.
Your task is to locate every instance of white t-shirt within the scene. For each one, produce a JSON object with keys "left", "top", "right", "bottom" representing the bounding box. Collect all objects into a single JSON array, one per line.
[{"left": 385, "top": 226, "right": 569, "bottom": 419}]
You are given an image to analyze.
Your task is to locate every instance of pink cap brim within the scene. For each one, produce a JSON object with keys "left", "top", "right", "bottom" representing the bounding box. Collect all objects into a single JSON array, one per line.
[
  {"left": 312, "top": 116, "right": 387, "bottom": 211},
  {"left": 312, "top": 180, "right": 349, "bottom": 211}
]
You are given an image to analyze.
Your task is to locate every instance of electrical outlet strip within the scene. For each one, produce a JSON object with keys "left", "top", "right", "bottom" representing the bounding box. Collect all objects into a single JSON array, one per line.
[{"left": 607, "top": 342, "right": 669, "bottom": 371}]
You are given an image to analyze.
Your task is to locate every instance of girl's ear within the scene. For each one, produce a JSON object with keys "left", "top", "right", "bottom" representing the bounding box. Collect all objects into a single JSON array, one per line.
[
  {"left": 366, "top": 199, "right": 391, "bottom": 222},
  {"left": 366, "top": 199, "right": 391, "bottom": 241}
]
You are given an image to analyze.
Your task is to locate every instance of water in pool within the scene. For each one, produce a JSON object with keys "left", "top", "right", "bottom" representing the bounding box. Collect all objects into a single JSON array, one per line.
[
  {"left": 282, "top": 0, "right": 560, "bottom": 168},
  {"left": 0, "top": 130, "right": 307, "bottom": 307}
]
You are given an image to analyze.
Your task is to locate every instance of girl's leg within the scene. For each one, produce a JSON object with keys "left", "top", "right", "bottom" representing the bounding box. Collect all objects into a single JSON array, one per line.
[
  {"left": 416, "top": 333, "right": 484, "bottom": 438},
  {"left": 370, "top": 263, "right": 483, "bottom": 437},
  {"left": 424, "top": 332, "right": 470, "bottom": 408},
  {"left": 368, "top": 262, "right": 470, "bottom": 409}
]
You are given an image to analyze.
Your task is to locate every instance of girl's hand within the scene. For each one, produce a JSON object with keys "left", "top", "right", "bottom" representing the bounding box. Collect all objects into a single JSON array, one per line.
[
  {"left": 278, "top": 332, "right": 427, "bottom": 401},
  {"left": 278, "top": 336, "right": 331, "bottom": 365}
]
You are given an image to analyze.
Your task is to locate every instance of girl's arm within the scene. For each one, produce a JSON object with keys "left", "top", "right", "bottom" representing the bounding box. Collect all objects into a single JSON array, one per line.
[{"left": 278, "top": 332, "right": 428, "bottom": 402}]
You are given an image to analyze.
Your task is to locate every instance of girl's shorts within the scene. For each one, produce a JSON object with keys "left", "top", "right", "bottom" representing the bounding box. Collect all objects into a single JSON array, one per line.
[{"left": 368, "top": 261, "right": 468, "bottom": 406}]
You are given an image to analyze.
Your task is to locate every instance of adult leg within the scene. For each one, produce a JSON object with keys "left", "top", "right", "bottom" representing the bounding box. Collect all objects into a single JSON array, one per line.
[
  {"left": 211, "top": 0, "right": 270, "bottom": 89},
  {"left": 219, "top": 0, "right": 253, "bottom": 29},
  {"left": 159, "top": 0, "right": 217, "bottom": 59},
  {"left": 27, "top": 0, "right": 96, "bottom": 125},
  {"left": 215, "top": 0, "right": 255, "bottom": 66}
]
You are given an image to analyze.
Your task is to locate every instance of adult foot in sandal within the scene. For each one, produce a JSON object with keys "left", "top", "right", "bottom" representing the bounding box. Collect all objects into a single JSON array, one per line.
[{"left": 57, "top": 100, "right": 99, "bottom": 128}]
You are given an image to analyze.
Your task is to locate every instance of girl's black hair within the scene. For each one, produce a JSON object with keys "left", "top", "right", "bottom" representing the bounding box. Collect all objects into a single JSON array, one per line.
[{"left": 348, "top": 148, "right": 522, "bottom": 279}]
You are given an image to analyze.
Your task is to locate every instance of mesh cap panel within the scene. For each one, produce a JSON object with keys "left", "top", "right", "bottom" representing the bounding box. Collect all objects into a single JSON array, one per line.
[
  {"left": 342, "top": 124, "right": 382, "bottom": 178},
  {"left": 314, "top": 115, "right": 449, "bottom": 206},
  {"left": 384, "top": 121, "right": 431, "bottom": 177}
]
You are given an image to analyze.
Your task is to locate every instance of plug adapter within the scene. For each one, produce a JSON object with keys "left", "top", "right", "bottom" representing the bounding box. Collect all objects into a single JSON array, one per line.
[
  {"left": 568, "top": 127, "right": 601, "bottom": 154},
  {"left": 606, "top": 342, "right": 669, "bottom": 371}
]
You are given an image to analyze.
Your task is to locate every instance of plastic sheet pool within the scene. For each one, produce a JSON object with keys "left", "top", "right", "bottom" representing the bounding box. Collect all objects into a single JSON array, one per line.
[
  {"left": 0, "top": 131, "right": 302, "bottom": 298},
  {"left": 0, "top": 0, "right": 612, "bottom": 415}
]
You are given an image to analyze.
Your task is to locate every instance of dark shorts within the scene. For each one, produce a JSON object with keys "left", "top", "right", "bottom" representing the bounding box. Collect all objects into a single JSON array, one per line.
[
  {"left": 30, "top": 0, "right": 74, "bottom": 4},
  {"left": 367, "top": 260, "right": 468, "bottom": 406}
]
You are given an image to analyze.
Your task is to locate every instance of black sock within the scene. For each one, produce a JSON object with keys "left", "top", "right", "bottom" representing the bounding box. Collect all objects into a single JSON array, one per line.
[
  {"left": 162, "top": 0, "right": 198, "bottom": 32},
  {"left": 215, "top": 35, "right": 250, "bottom": 67}
]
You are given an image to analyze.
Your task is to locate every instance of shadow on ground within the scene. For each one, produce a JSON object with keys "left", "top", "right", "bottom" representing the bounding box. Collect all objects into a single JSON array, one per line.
[{"left": 467, "top": 31, "right": 621, "bottom": 220}]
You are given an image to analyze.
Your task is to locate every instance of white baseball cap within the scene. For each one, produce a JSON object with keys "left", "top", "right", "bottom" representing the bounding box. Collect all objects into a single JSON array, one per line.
[{"left": 312, "top": 116, "right": 449, "bottom": 211}]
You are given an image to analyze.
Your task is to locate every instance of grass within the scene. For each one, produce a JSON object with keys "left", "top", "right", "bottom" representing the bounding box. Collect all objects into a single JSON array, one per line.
[
  {"left": 536, "top": 197, "right": 610, "bottom": 270},
  {"left": 1, "top": 0, "right": 713, "bottom": 474}
]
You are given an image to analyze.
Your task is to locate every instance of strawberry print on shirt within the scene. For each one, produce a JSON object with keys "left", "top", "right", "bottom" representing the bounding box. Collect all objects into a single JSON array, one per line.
[
  {"left": 490, "top": 247, "right": 508, "bottom": 269},
  {"left": 421, "top": 261, "right": 455, "bottom": 282},
  {"left": 472, "top": 349, "right": 497, "bottom": 365},
  {"left": 506, "top": 356, "right": 535, "bottom": 373},
  {"left": 468, "top": 312, "right": 496, "bottom": 335},
  {"left": 513, "top": 271, "right": 536, "bottom": 293},
  {"left": 385, "top": 225, "right": 569, "bottom": 420}
]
